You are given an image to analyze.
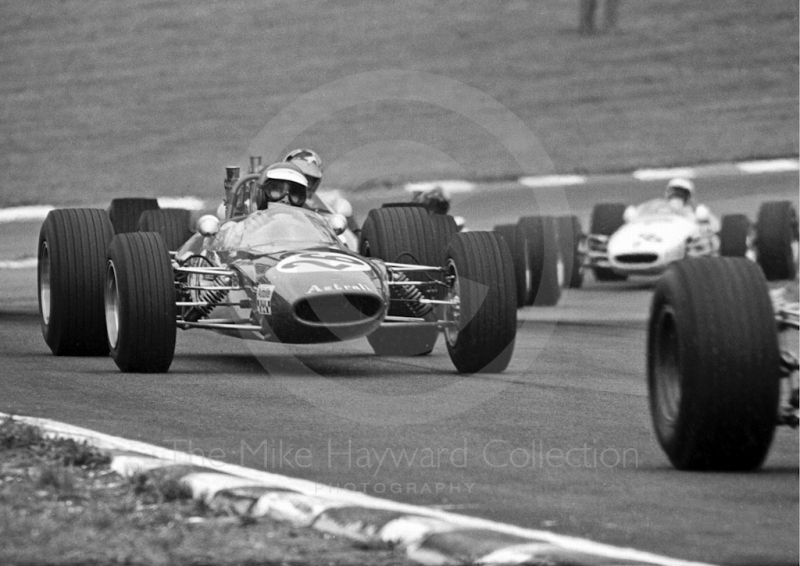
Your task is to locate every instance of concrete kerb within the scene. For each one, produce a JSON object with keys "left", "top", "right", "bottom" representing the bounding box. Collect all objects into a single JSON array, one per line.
[{"left": 2, "top": 412, "right": 713, "bottom": 566}]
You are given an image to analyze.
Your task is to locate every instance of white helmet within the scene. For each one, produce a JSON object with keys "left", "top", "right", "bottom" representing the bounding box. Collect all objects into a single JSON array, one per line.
[
  {"left": 665, "top": 178, "right": 695, "bottom": 203},
  {"left": 258, "top": 162, "right": 309, "bottom": 208},
  {"left": 284, "top": 148, "right": 323, "bottom": 194}
]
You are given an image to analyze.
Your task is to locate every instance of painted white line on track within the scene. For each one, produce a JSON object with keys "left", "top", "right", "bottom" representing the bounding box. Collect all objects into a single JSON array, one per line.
[
  {"left": 632, "top": 168, "right": 696, "bottom": 181},
  {"left": 518, "top": 175, "right": 587, "bottom": 188},
  {"left": 478, "top": 543, "right": 563, "bottom": 565},
  {"left": 0, "top": 205, "right": 53, "bottom": 224},
  {"left": 0, "top": 258, "right": 37, "bottom": 269},
  {"left": 404, "top": 180, "right": 475, "bottom": 194},
  {"left": 157, "top": 196, "right": 207, "bottom": 210},
  {"left": 736, "top": 159, "right": 800, "bottom": 174},
  {"left": 2, "top": 412, "right": 712, "bottom": 566}
]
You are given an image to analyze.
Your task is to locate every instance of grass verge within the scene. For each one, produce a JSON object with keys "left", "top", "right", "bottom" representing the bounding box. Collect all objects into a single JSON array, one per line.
[
  {"left": 0, "top": 416, "right": 410, "bottom": 566},
  {"left": 0, "top": 1, "right": 796, "bottom": 207}
]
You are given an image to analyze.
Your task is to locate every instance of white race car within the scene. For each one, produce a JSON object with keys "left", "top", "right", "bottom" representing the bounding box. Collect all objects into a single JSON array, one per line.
[{"left": 584, "top": 199, "right": 797, "bottom": 282}]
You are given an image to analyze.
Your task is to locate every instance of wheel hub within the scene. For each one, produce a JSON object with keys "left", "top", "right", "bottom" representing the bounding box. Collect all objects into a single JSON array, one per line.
[
  {"left": 653, "top": 306, "right": 681, "bottom": 441},
  {"left": 104, "top": 261, "right": 120, "bottom": 349},
  {"left": 39, "top": 241, "right": 51, "bottom": 325},
  {"left": 444, "top": 259, "right": 461, "bottom": 346}
]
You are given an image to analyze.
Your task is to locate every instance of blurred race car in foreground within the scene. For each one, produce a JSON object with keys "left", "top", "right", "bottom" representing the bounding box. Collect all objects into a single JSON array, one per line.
[
  {"left": 648, "top": 256, "right": 798, "bottom": 471},
  {"left": 37, "top": 162, "right": 517, "bottom": 375}
]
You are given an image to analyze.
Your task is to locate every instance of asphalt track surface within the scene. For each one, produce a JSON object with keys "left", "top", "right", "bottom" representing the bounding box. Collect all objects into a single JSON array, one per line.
[{"left": 1, "top": 172, "right": 798, "bottom": 565}]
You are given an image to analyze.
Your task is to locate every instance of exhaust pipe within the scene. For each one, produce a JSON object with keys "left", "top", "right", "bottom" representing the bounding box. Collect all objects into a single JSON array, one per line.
[{"left": 223, "top": 166, "right": 240, "bottom": 219}]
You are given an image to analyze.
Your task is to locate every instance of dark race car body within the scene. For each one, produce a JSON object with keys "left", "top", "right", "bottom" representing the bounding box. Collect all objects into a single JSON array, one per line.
[{"left": 175, "top": 204, "right": 388, "bottom": 344}]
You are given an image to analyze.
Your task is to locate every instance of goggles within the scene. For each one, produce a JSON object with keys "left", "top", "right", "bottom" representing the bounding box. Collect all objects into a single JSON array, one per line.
[{"left": 264, "top": 179, "right": 307, "bottom": 207}]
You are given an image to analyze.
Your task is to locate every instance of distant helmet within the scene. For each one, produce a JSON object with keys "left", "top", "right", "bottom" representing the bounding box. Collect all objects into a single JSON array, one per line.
[
  {"left": 665, "top": 178, "right": 695, "bottom": 203},
  {"left": 284, "top": 148, "right": 323, "bottom": 194},
  {"left": 258, "top": 162, "right": 309, "bottom": 208},
  {"left": 412, "top": 186, "right": 451, "bottom": 215}
]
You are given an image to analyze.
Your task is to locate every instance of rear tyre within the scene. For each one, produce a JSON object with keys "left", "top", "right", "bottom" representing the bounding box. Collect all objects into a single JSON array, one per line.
[
  {"left": 494, "top": 224, "right": 527, "bottom": 307},
  {"left": 38, "top": 209, "right": 115, "bottom": 355},
  {"left": 444, "top": 232, "right": 517, "bottom": 373},
  {"left": 138, "top": 208, "right": 193, "bottom": 251},
  {"left": 108, "top": 197, "right": 160, "bottom": 234},
  {"left": 105, "top": 232, "right": 176, "bottom": 372},
  {"left": 718, "top": 214, "right": 750, "bottom": 257},
  {"left": 557, "top": 215, "right": 584, "bottom": 289},
  {"left": 755, "top": 201, "right": 798, "bottom": 281},
  {"left": 518, "top": 216, "right": 561, "bottom": 306},
  {"left": 648, "top": 258, "right": 779, "bottom": 471},
  {"left": 590, "top": 203, "right": 628, "bottom": 282},
  {"left": 360, "top": 207, "right": 441, "bottom": 356},
  {"left": 428, "top": 214, "right": 458, "bottom": 264}
]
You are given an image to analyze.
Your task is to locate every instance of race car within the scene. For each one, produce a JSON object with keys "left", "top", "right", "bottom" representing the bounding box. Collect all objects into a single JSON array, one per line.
[
  {"left": 36, "top": 167, "right": 517, "bottom": 375},
  {"left": 387, "top": 187, "right": 569, "bottom": 309},
  {"left": 585, "top": 198, "right": 798, "bottom": 282},
  {"left": 648, "top": 256, "right": 798, "bottom": 471}
]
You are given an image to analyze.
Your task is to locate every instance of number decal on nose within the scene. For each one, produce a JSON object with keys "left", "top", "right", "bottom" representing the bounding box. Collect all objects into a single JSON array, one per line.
[{"left": 276, "top": 252, "right": 371, "bottom": 273}]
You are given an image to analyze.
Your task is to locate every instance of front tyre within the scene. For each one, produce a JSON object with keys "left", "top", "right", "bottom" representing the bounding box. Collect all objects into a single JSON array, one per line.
[
  {"left": 493, "top": 223, "right": 528, "bottom": 308},
  {"left": 444, "top": 232, "right": 517, "bottom": 373},
  {"left": 106, "top": 232, "right": 176, "bottom": 372},
  {"left": 517, "top": 216, "right": 561, "bottom": 306},
  {"left": 38, "top": 209, "right": 115, "bottom": 356},
  {"left": 590, "top": 203, "right": 628, "bottom": 282},
  {"left": 557, "top": 215, "right": 584, "bottom": 289},
  {"left": 755, "top": 201, "right": 798, "bottom": 281},
  {"left": 648, "top": 257, "right": 780, "bottom": 471},
  {"left": 718, "top": 214, "right": 750, "bottom": 257}
]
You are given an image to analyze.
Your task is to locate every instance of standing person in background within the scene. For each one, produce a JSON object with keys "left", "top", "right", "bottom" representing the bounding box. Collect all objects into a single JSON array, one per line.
[
  {"left": 579, "top": 0, "right": 621, "bottom": 34},
  {"left": 578, "top": 0, "right": 597, "bottom": 34}
]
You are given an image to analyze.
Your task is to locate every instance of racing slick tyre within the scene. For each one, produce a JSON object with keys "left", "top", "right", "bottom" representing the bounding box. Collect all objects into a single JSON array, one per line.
[
  {"left": 428, "top": 213, "right": 458, "bottom": 253},
  {"left": 718, "top": 214, "right": 750, "bottom": 257},
  {"left": 105, "top": 232, "right": 176, "bottom": 372},
  {"left": 517, "top": 216, "right": 561, "bottom": 306},
  {"left": 360, "top": 207, "right": 442, "bottom": 356},
  {"left": 648, "top": 257, "right": 780, "bottom": 471},
  {"left": 138, "top": 208, "right": 193, "bottom": 251},
  {"left": 444, "top": 232, "right": 517, "bottom": 373},
  {"left": 108, "top": 197, "right": 160, "bottom": 235},
  {"left": 493, "top": 224, "right": 528, "bottom": 308},
  {"left": 755, "top": 201, "right": 798, "bottom": 281},
  {"left": 557, "top": 215, "right": 584, "bottom": 289},
  {"left": 589, "top": 203, "right": 628, "bottom": 282},
  {"left": 38, "top": 208, "right": 115, "bottom": 356}
]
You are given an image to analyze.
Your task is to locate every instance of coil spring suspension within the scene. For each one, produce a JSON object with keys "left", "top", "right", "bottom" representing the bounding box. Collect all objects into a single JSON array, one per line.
[
  {"left": 392, "top": 271, "right": 433, "bottom": 318},
  {"left": 184, "top": 277, "right": 229, "bottom": 323}
]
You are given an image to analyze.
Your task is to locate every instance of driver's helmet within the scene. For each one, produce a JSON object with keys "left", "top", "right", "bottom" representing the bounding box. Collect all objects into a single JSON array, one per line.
[
  {"left": 665, "top": 178, "right": 695, "bottom": 205},
  {"left": 284, "top": 148, "right": 323, "bottom": 195},
  {"left": 412, "top": 186, "right": 451, "bottom": 215},
  {"left": 257, "top": 162, "right": 309, "bottom": 209}
]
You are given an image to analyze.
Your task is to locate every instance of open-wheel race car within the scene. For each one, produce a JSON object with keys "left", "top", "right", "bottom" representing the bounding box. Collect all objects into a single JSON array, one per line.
[
  {"left": 647, "top": 256, "right": 798, "bottom": 470},
  {"left": 37, "top": 167, "right": 517, "bottom": 375},
  {"left": 584, "top": 197, "right": 798, "bottom": 283}
]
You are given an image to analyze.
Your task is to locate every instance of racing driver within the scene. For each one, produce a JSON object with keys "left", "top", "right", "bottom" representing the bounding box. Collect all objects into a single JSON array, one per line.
[
  {"left": 625, "top": 178, "right": 719, "bottom": 232},
  {"left": 257, "top": 162, "right": 309, "bottom": 209}
]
